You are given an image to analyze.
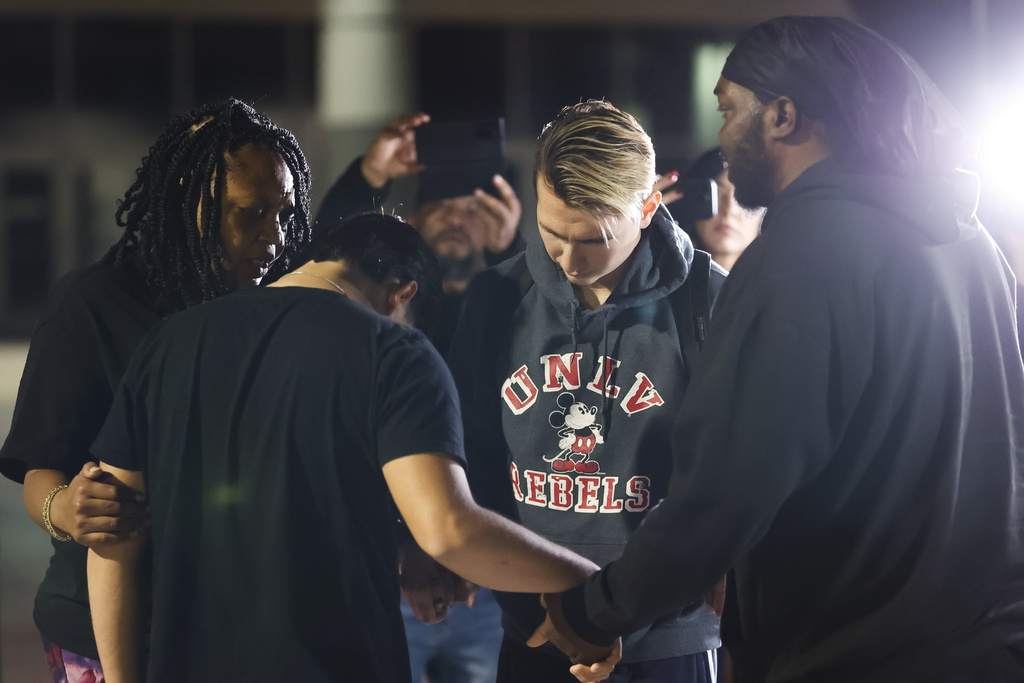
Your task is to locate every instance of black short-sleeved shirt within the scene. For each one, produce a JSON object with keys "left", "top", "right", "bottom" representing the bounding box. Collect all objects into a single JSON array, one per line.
[
  {"left": 93, "top": 286, "right": 466, "bottom": 683},
  {"left": 0, "top": 257, "right": 161, "bottom": 658}
]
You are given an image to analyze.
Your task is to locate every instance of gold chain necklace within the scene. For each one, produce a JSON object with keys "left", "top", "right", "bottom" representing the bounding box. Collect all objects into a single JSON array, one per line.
[{"left": 290, "top": 271, "right": 347, "bottom": 297}]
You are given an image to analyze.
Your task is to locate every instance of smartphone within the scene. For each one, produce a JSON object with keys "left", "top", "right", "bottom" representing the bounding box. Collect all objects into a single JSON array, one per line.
[
  {"left": 674, "top": 177, "right": 719, "bottom": 222},
  {"left": 416, "top": 118, "right": 506, "bottom": 202}
]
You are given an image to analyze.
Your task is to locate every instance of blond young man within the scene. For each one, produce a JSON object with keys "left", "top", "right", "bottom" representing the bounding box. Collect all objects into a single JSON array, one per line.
[{"left": 448, "top": 101, "right": 727, "bottom": 682}]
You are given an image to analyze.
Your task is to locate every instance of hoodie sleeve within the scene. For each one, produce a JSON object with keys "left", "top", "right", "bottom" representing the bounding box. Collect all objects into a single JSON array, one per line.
[{"left": 314, "top": 157, "right": 391, "bottom": 227}]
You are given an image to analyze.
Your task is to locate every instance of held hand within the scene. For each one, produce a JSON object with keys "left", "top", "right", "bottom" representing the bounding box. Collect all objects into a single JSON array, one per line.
[
  {"left": 568, "top": 643, "right": 622, "bottom": 683},
  {"left": 473, "top": 174, "right": 522, "bottom": 255},
  {"left": 398, "top": 538, "right": 458, "bottom": 624},
  {"left": 454, "top": 579, "right": 480, "bottom": 608},
  {"left": 361, "top": 113, "right": 431, "bottom": 189},
  {"left": 54, "top": 462, "right": 148, "bottom": 547},
  {"left": 705, "top": 575, "right": 727, "bottom": 617},
  {"left": 653, "top": 171, "right": 683, "bottom": 205},
  {"left": 527, "top": 612, "right": 621, "bottom": 683},
  {"left": 527, "top": 594, "right": 621, "bottom": 670}
]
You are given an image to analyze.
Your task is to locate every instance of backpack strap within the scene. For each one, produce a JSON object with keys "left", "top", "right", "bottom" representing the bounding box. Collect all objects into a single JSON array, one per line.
[{"left": 676, "top": 249, "right": 712, "bottom": 382}]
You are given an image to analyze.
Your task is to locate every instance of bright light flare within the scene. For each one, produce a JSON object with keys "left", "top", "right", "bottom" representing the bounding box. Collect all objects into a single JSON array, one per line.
[{"left": 975, "top": 79, "right": 1024, "bottom": 211}]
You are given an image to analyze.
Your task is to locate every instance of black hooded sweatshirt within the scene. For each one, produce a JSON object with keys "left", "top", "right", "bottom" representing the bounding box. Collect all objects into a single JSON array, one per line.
[{"left": 560, "top": 158, "right": 1024, "bottom": 681}]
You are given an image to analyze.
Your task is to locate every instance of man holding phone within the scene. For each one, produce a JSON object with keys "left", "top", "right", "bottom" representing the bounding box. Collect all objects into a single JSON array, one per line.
[{"left": 316, "top": 112, "right": 523, "bottom": 356}]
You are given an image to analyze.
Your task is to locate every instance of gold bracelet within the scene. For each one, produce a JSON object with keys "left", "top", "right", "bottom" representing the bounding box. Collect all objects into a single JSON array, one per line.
[{"left": 43, "top": 484, "right": 73, "bottom": 542}]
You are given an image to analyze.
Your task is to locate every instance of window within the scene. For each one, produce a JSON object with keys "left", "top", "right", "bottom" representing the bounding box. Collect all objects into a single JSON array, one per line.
[
  {"left": 74, "top": 20, "right": 172, "bottom": 110},
  {"left": 3, "top": 170, "right": 51, "bottom": 309},
  {"left": 528, "top": 28, "right": 612, "bottom": 132},
  {"left": 194, "top": 22, "right": 316, "bottom": 106},
  {"left": 416, "top": 26, "right": 505, "bottom": 120},
  {"left": 0, "top": 20, "right": 55, "bottom": 107}
]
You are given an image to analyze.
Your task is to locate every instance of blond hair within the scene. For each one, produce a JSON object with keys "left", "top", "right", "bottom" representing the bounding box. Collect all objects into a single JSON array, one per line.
[{"left": 535, "top": 100, "right": 656, "bottom": 239}]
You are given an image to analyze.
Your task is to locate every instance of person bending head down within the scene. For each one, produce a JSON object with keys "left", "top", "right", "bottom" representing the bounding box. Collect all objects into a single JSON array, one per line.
[
  {"left": 107, "top": 98, "right": 313, "bottom": 310},
  {"left": 2, "top": 98, "right": 313, "bottom": 682},
  {"left": 87, "top": 210, "right": 599, "bottom": 683},
  {"left": 533, "top": 100, "right": 663, "bottom": 309},
  {"left": 288, "top": 212, "right": 443, "bottom": 335}
]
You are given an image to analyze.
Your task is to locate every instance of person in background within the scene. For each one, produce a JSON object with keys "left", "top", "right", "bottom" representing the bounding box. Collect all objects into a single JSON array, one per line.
[
  {"left": 86, "top": 213, "right": 602, "bottom": 683},
  {"left": 316, "top": 113, "right": 521, "bottom": 682},
  {"left": 674, "top": 148, "right": 763, "bottom": 272},
  {"left": 0, "top": 98, "right": 313, "bottom": 682},
  {"left": 316, "top": 112, "right": 523, "bottom": 357},
  {"left": 532, "top": 16, "right": 1024, "bottom": 682}
]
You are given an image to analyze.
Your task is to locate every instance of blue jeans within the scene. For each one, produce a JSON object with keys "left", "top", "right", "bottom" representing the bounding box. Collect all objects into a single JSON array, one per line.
[
  {"left": 404, "top": 587, "right": 504, "bottom": 683},
  {"left": 497, "top": 633, "right": 717, "bottom": 683}
]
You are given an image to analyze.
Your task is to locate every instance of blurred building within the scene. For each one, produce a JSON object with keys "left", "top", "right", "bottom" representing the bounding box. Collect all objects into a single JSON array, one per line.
[
  {"left": 2, "top": 0, "right": 1022, "bottom": 337},
  {"left": 0, "top": 0, "right": 863, "bottom": 336}
]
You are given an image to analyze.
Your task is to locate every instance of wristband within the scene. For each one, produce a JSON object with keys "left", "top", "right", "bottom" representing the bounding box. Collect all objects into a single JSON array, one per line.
[{"left": 43, "top": 484, "right": 73, "bottom": 542}]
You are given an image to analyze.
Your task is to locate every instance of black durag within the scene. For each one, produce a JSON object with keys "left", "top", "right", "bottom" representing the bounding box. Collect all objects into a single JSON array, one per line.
[{"left": 721, "top": 16, "right": 974, "bottom": 177}]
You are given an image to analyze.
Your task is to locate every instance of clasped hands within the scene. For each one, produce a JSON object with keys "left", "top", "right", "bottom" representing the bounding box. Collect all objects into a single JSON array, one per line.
[
  {"left": 527, "top": 592, "right": 622, "bottom": 682},
  {"left": 527, "top": 575, "right": 728, "bottom": 683},
  {"left": 397, "top": 538, "right": 478, "bottom": 624},
  {"left": 396, "top": 539, "right": 618, "bottom": 682},
  {"left": 398, "top": 535, "right": 725, "bottom": 683}
]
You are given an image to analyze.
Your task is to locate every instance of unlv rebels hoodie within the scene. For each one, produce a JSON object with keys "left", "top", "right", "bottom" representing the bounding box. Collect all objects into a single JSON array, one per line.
[{"left": 448, "top": 205, "right": 726, "bottom": 663}]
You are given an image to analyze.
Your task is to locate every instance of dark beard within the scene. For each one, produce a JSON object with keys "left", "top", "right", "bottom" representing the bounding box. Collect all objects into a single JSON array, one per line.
[
  {"left": 436, "top": 253, "right": 484, "bottom": 283},
  {"left": 725, "top": 109, "right": 777, "bottom": 210}
]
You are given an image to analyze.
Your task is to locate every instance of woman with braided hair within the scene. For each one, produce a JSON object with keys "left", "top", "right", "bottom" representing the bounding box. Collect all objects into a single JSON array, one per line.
[{"left": 0, "top": 98, "right": 312, "bottom": 682}]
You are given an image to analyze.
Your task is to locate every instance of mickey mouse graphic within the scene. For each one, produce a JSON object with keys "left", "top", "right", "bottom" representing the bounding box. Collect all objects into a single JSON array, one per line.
[{"left": 543, "top": 392, "right": 605, "bottom": 473}]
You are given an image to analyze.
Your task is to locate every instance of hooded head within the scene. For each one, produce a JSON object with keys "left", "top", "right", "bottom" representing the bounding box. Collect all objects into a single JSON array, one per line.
[{"left": 721, "top": 16, "right": 974, "bottom": 179}]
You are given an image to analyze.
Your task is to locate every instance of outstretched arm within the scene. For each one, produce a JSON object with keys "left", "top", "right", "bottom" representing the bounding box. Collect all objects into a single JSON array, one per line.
[
  {"left": 383, "top": 452, "right": 598, "bottom": 593},
  {"left": 87, "top": 462, "right": 148, "bottom": 683}
]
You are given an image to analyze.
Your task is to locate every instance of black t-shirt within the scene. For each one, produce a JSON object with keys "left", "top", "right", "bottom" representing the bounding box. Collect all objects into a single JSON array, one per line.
[
  {"left": 0, "top": 256, "right": 161, "bottom": 658},
  {"left": 93, "top": 286, "right": 466, "bottom": 683}
]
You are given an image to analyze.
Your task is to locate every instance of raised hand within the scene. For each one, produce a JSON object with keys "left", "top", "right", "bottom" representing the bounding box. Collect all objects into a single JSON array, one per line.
[
  {"left": 653, "top": 171, "right": 684, "bottom": 205},
  {"left": 360, "top": 113, "right": 431, "bottom": 189},
  {"left": 473, "top": 174, "right": 522, "bottom": 255}
]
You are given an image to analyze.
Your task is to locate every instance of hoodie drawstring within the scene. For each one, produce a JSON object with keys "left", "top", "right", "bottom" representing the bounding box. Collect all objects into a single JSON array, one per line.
[{"left": 600, "top": 313, "right": 612, "bottom": 436}]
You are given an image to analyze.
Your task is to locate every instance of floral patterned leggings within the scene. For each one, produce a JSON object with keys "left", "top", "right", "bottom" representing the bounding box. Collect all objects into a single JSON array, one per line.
[{"left": 42, "top": 635, "right": 105, "bottom": 683}]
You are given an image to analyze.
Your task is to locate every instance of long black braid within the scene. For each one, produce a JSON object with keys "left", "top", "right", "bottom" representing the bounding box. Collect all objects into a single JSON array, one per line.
[{"left": 105, "top": 98, "right": 313, "bottom": 314}]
